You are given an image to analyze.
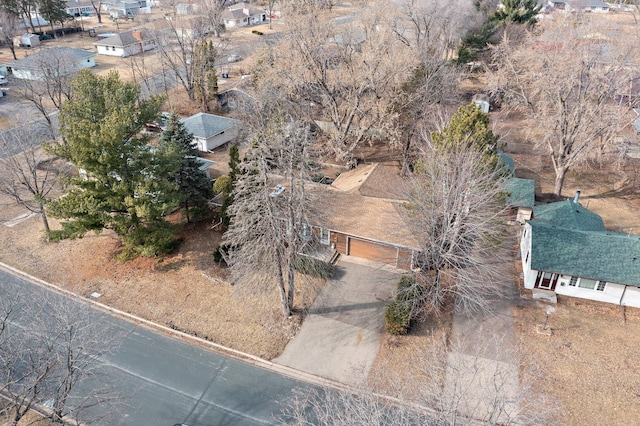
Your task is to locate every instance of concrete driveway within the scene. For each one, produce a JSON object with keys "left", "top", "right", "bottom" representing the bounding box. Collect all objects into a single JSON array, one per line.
[{"left": 274, "top": 257, "right": 400, "bottom": 384}]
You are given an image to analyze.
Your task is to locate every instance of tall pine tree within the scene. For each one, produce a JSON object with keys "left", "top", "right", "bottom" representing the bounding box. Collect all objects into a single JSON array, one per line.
[
  {"left": 46, "top": 70, "right": 178, "bottom": 259},
  {"left": 158, "top": 113, "right": 213, "bottom": 223}
]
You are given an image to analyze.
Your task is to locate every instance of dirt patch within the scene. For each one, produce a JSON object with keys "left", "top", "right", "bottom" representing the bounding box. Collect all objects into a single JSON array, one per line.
[{"left": 514, "top": 297, "right": 640, "bottom": 425}]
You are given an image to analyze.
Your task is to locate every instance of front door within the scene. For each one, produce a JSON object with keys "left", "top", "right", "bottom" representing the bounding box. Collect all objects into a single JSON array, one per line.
[{"left": 536, "top": 271, "right": 559, "bottom": 291}]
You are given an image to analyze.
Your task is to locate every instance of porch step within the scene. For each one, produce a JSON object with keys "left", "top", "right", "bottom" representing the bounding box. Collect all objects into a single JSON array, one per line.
[{"left": 329, "top": 250, "right": 341, "bottom": 265}]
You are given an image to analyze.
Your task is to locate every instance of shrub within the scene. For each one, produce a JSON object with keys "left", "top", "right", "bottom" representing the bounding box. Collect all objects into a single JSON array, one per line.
[
  {"left": 214, "top": 175, "right": 232, "bottom": 195},
  {"left": 293, "top": 255, "right": 333, "bottom": 278},
  {"left": 384, "top": 300, "right": 412, "bottom": 335}
]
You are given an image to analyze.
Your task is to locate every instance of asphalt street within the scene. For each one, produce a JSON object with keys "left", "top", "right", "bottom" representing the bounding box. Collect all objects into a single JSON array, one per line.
[{"left": 0, "top": 267, "right": 315, "bottom": 425}]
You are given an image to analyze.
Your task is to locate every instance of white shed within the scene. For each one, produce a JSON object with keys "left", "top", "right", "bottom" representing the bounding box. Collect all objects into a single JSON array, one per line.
[{"left": 181, "top": 113, "right": 240, "bottom": 152}]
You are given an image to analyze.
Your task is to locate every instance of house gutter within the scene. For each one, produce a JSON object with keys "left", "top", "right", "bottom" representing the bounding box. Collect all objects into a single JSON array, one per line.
[{"left": 620, "top": 284, "right": 628, "bottom": 306}]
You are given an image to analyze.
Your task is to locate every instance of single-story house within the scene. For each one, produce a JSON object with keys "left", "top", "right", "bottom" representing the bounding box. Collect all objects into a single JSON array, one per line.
[
  {"left": 66, "top": 1, "right": 95, "bottom": 16},
  {"left": 520, "top": 192, "right": 640, "bottom": 307},
  {"left": 94, "top": 29, "right": 158, "bottom": 57},
  {"left": 548, "top": 0, "right": 609, "bottom": 12},
  {"left": 222, "top": 2, "right": 266, "bottom": 28},
  {"left": 5, "top": 47, "right": 96, "bottom": 80},
  {"left": 181, "top": 113, "right": 240, "bottom": 152},
  {"left": 102, "top": 0, "right": 140, "bottom": 18},
  {"left": 309, "top": 163, "right": 421, "bottom": 269}
]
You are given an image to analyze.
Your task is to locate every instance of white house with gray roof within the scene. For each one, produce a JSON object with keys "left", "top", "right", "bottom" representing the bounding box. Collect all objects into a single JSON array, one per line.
[
  {"left": 548, "top": 0, "right": 610, "bottom": 12},
  {"left": 521, "top": 192, "right": 640, "bottom": 307},
  {"left": 5, "top": 47, "right": 95, "bottom": 80},
  {"left": 181, "top": 113, "right": 240, "bottom": 152},
  {"left": 94, "top": 29, "right": 159, "bottom": 57}
]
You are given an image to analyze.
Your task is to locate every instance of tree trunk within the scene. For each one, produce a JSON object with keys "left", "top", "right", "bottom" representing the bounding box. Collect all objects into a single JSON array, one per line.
[
  {"left": 41, "top": 210, "right": 50, "bottom": 233},
  {"left": 275, "top": 250, "right": 290, "bottom": 316},
  {"left": 9, "top": 45, "right": 17, "bottom": 60},
  {"left": 287, "top": 259, "right": 295, "bottom": 312},
  {"left": 97, "top": 11, "right": 102, "bottom": 24},
  {"left": 554, "top": 167, "right": 567, "bottom": 196},
  {"left": 401, "top": 133, "right": 412, "bottom": 177}
]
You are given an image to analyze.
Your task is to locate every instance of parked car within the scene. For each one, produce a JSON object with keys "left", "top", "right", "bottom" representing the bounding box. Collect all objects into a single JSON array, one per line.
[
  {"left": 227, "top": 54, "right": 242, "bottom": 63},
  {"left": 145, "top": 111, "right": 171, "bottom": 132}
]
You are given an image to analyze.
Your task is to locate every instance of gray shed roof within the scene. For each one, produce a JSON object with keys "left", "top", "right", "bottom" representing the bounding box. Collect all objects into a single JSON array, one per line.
[
  {"left": 181, "top": 113, "right": 239, "bottom": 139},
  {"left": 6, "top": 47, "right": 94, "bottom": 71},
  {"left": 529, "top": 221, "right": 640, "bottom": 286}
]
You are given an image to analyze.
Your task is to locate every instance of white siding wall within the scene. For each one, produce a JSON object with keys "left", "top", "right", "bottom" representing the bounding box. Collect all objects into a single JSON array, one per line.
[
  {"left": 555, "top": 280, "right": 625, "bottom": 305},
  {"left": 97, "top": 45, "right": 126, "bottom": 57},
  {"left": 621, "top": 286, "right": 640, "bottom": 308},
  {"left": 200, "top": 126, "right": 238, "bottom": 151},
  {"left": 520, "top": 222, "right": 536, "bottom": 289}
]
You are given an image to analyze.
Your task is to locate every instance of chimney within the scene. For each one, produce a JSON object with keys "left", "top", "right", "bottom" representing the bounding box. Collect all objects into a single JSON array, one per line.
[
  {"left": 573, "top": 189, "right": 581, "bottom": 204},
  {"left": 132, "top": 30, "right": 143, "bottom": 41}
]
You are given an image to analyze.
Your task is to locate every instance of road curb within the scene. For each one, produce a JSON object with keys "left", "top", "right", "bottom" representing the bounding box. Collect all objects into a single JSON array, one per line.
[{"left": 0, "top": 261, "right": 352, "bottom": 392}]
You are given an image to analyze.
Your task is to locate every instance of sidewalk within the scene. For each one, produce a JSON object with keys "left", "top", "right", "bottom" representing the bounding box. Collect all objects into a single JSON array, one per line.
[
  {"left": 274, "top": 257, "right": 400, "bottom": 384},
  {"left": 445, "top": 279, "right": 522, "bottom": 423}
]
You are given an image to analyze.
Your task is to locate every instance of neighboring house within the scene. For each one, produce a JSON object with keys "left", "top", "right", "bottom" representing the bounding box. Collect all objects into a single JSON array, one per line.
[
  {"left": 5, "top": 47, "right": 96, "bottom": 80},
  {"left": 196, "top": 157, "right": 215, "bottom": 180},
  {"left": 310, "top": 163, "right": 420, "bottom": 269},
  {"left": 102, "top": 0, "right": 140, "bottom": 18},
  {"left": 94, "top": 29, "right": 158, "bottom": 57},
  {"left": 222, "top": 2, "right": 266, "bottom": 28},
  {"left": 66, "top": 1, "right": 94, "bottom": 16},
  {"left": 520, "top": 192, "right": 640, "bottom": 308},
  {"left": 548, "top": 0, "right": 610, "bottom": 12},
  {"left": 181, "top": 112, "right": 240, "bottom": 152}
]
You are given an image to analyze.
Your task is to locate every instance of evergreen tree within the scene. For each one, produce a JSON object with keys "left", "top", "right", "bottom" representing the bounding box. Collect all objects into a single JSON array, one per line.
[
  {"left": 46, "top": 70, "right": 177, "bottom": 259},
  {"left": 158, "top": 113, "right": 214, "bottom": 223},
  {"left": 218, "top": 143, "right": 239, "bottom": 227},
  {"left": 38, "top": 0, "right": 68, "bottom": 38},
  {"left": 193, "top": 40, "right": 218, "bottom": 112},
  {"left": 493, "top": 0, "right": 541, "bottom": 26},
  {"left": 431, "top": 103, "right": 500, "bottom": 168}
]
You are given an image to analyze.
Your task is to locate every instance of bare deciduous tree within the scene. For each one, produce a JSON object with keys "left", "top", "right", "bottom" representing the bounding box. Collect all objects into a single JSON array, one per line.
[
  {"left": 223, "top": 114, "right": 318, "bottom": 317},
  {"left": 0, "top": 10, "right": 19, "bottom": 60},
  {"left": 155, "top": 15, "right": 218, "bottom": 104},
  {"left": 0, "top": 290, "right": 124, "bottom": 425},
  {"left": 254, "top": 0, "right": 414, "bottom": 164},
  {"left": 402, "top": 143, "right": 511, "bottom": 317},
  {"left": 0, "top": 126, "right": 61, "bottom": 233},
  {"left": 200, "top": 0, "right": 229, "bottom": 38},
  {"left": 489, "top": 15, "right": 636, "bottom": 195}
]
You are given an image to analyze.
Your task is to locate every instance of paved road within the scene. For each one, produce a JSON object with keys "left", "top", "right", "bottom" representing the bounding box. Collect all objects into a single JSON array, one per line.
[{"left": 0, "top": 267, "right": 315, "bottom": 425}]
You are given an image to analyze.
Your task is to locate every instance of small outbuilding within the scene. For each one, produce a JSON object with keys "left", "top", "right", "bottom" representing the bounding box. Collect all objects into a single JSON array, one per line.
[{"left": 181, "top": 112, "right": 240, "bottom": 152}]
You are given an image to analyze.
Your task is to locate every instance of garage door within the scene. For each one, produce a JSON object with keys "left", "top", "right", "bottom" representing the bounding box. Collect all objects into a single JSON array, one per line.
[{"left": 348, "top": 238, "right": 398, "bottom": 265}]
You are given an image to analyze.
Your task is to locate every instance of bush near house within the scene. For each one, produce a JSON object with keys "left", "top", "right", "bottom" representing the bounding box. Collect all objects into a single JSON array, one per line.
[{"left": 384, "top": 299, "right": 412, "bottom": 335}]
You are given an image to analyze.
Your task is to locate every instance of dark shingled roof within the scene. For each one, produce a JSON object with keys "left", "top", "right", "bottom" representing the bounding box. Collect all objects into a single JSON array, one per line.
[
  {"left": 529, "top": 221, "right": 640, "bottom": 286},
  {"left": 504, "top": 177, "right": 535, "bottom": 209},
  {"left": 181, "top": 113, "right": 239, "bottom": 139},
  {"left": 533, "top": 199, "right": 605, "bottom": 231}
]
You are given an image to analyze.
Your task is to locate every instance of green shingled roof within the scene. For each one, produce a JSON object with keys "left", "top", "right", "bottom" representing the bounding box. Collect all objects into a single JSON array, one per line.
[
  {"left": 533, "top": 199, "right": 605, "bottom": 231},
  {"left": 504, "top": 177, "right": 535, "bottom": 208},
  {"left": 498, "top": 152, "right": 515, "bottom": 173},
  {"left": 529, "top": 221, "right": 640, "bottom": 286}
]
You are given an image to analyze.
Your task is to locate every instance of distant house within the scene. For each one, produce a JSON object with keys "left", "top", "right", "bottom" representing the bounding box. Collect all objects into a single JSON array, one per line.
[
  {"left": 181, "top": 113, "right": 240, "bottom": 152},
  {"left": 5, "top": 47, "right": 96, "bottom": 80},
  {"left": 222, "top": 2, "right": 266, "bottom": 28},
  {"left": 548, "top": 0, "right": 610, "bottom": 12},
  {"left": 102, "top": 0, "right": 140, "bottom": 18},
  {"left": 94, "top": 29, "right": 159, "bottom": 57},
  {"left": 520, "top": 192, "right": 640, "bottom": 308},
  {"left": 66, "top": 1, "right": 95, "bottom": 16}
]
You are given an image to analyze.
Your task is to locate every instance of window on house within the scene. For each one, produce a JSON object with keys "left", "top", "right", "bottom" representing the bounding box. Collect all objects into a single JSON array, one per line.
[
  {"left": 576, "top": 278, "right": 606, "bottom": 291},
  {"left": 578, "top": 278, "right": 596, "bottom": 290},
  {"left": 569, "top": 276, "right": 578, "bottom": 287},
  {"left": 319, "top": 228, "right": 330, "bottom": 245},
  {"left": 112, "top": 46, "right": 115, "bottom": 51}
]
